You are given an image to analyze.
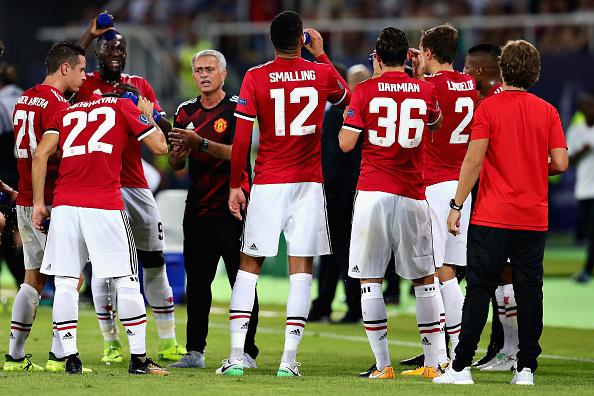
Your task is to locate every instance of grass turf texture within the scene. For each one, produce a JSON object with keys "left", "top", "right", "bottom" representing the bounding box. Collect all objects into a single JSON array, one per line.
[{"left": 1, "top": 302, "right": 593, "bottom": 395}]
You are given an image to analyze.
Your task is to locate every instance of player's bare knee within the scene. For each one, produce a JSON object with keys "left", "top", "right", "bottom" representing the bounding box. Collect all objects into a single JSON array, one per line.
[
  {"left": 137, "top": 249, "right": 165, "bottom": 268},
  {"left": 288, "top": 256, "right": 313, "bottom": 275},
  {"left": 412, "top": 274, "right": 435, "bottom": 286},
  {"left": 239, "top": 253, "right": 264, "bottom": 274},
  {"left": 360, "top": 278, "right": 383, "bottom": 285},
  {"left": 438, "top": 264, "right": 457, "bottom": 282},
  {"left": 23, "top": 269, "right": 47, "bottom": 293}
]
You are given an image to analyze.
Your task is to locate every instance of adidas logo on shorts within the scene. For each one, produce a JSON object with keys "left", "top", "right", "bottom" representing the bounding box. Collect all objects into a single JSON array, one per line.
[
  {"left": 351, "top": 265, "right": 360, "bottom": 273},
  {"left": 421, "top": 336, "right": 431, "bottom": 346},
  {"left": 241, "top": 322, "right": 249, "bottom": 330},
  {"left": 62, "top": 332, "right": 74, "bottom": 340},
  {"left": 289, "top": 329, "right": 301, "bottom": 336},
  {"left": 249, "top": 243, "right": 258, "bottom": 251},
  {"left": 126, "top": 329, "right": 135, "bottom": 336},
  {"left": 45, "top": 263, "right": 52, "bottom": 271},
  {"left": 379, "top": 331, "right": 388, "bottom": 341}
]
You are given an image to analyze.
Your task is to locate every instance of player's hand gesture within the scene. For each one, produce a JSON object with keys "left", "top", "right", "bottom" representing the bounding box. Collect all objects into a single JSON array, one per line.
[
  {"left": 229, "top": 187, "right": 247, "bottom": 221},
  {"left": 32, "top": 205, "right": 50, "bottom": 233},
  {"left": 447, "top": 209, "right": 461, "bottom": 236},
  {"left": 170, "top": 144, "right": 191, "bottom": 162},
  {"left": 137, "top": 96, "right": 155, "bottom": 121},
  {"left": 409, "top": 48, "right": 426, "bottom": 80},
  {"left": 303, "top": 28, "right": 324, "bottom": 58},
  {"left": 170, "top": 128, "right": 202, "bottom": 150}
]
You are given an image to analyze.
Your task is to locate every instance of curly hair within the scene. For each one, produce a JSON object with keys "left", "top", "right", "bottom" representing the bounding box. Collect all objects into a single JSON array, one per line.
[{"left": 500, "top": 40, "right": 541, "bottom": 89}]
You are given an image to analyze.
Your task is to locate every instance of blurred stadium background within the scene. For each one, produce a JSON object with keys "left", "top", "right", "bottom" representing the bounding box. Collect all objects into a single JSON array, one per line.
[{"left": 0, "top": 0, "right": 593, "bottom": 311}]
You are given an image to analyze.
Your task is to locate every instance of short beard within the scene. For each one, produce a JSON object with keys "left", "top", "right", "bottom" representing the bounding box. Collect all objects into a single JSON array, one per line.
[{"left": 98, "top": 59, "right": 125, "bottom": 83}]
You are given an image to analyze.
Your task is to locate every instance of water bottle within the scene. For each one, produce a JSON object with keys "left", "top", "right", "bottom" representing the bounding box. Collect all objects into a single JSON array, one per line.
[
  {"left": 97, "top": 11, "right": 117, "bottom": 41},
  {"left": 303, "top": 31, "right": 311, "bottom": 45},
  {"left": 121, "top": 91, "right": 162, "bottom": 122}
]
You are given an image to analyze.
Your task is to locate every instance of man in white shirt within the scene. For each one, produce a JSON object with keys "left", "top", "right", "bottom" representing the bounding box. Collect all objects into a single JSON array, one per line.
[{"left": 567, "top": 93, "right": 594, "bottom": 283}]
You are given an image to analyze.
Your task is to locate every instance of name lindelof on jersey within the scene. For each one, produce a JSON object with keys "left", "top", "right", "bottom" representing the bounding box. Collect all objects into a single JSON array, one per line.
[
  {"left": 447, "top": 80, "right": 475, "bottom": 92},
  {"left": 269, "top": 70, "right": 316, "bottom": 83},
  {"left": 377, "top": 82, "right": 421, "bottom": 93}
]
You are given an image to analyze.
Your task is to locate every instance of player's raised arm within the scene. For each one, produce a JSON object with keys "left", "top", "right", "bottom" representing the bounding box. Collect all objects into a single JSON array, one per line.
[{"left": 31, "top": 132, "right": 59, "bottom": 230}]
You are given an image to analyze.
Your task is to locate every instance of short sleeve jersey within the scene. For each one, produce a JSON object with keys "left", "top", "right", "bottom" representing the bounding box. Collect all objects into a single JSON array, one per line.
[
  {"left": 234, "top": 57, "right": 348, "bottom": 184},
  {"left": 423, "top": 71, "right": 478, "bottom": 186},
  {"left": 343, "top": 71, "right": 440, "bottom": 200},
  {"left": 470, "top": 91, "right": 567, "bottom": 230},
  {"left": 174, "top": 93, "right": 250, "bottom": 217},
  {"left": 13, "top": 84, "right": 70, "bottom": 206},
  {"left": 75, "top": 72, "right": 163, "bottom": 189},
  {"left": 49, "top": 97, "right": 156, "bottom": 210}
]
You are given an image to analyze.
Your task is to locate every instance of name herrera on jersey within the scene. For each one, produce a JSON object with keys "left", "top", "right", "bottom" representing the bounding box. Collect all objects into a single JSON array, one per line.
[
  {"left": 16, "top": 96, "right": 49, "bottom": 108},
  {"left": 269, "top": 70, "right": 316, "bottom": 83},
  {"left": 446, "top": 80, "right": 475, "bottom": 91},
  {"left": 71, "top": 96, "right": 118, "bottom": 109},
  {"left": 378, "top": 82, "right": 420, "bottom": 93}
]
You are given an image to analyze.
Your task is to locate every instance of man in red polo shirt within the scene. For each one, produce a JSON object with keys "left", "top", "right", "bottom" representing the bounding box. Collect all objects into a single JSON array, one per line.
[{"left": 436, "top": 40, "right": 568, "bottom": 386}]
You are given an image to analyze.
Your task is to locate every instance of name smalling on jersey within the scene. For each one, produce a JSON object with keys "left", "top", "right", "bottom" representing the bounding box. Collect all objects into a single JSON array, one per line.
[{"left": 269, "top": 70, "right": 316, "bottom": 83}]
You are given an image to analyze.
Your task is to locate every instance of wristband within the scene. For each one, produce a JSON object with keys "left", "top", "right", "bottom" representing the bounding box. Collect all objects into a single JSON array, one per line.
[
  {"left": 450, "top": 199, "right": 463, "bottom": 211},
  {"left": 200, "top": 138, "right": 209, "bottom": 152}
]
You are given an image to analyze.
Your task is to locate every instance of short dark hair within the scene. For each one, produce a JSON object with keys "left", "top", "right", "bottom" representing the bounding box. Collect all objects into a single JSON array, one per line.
[
  {"left": 420, "top": 24, "right": 458, "bottom": 64},
  {"left": 45, "top": 40, "right": 85, "bottom": 74},
  {"left": 270, "top": 11, "right": 303, "bottom": 53},
  {"left": 375, "top": 27, "right": 409, "bottom": 67},
  {"left": 0, "top": 63, "right": 17, "bottom": 85},
  {"left": 468, "top": 43, "right": 501, "bottom": 58},
  {"left": 500, "top": 40, "right": 540, "bottom": 89}
]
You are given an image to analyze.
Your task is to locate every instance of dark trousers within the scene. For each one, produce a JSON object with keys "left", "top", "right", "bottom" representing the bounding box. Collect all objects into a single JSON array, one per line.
[
  {"left": 183, "top": 214, "right": 259, "bottom": 357},
  {"left": 453, "top": 224, "right": 546, "bottom": 372},
  {"left": 0, "top": 208, "right": 24, "bottom": 286},
  {"left": 311, "top": 187, "right": 361, "bottom": 317},
  {"left": 578, "top": 199, "right": 594, "bottom": 274}
]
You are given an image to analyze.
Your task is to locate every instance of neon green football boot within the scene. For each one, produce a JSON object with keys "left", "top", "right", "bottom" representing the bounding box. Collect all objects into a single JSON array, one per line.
[
  {"left": 158, "top": 338, "right": 186, "bottom": 361},
  {"left": 3, "top": 354, "right": 44, "bottom": 371},
  {"left": 45, "top": 352, "right": 93, "bottom": 373},
  {"left": 101, "top": 340, "right": 124, "bottom": 364}
]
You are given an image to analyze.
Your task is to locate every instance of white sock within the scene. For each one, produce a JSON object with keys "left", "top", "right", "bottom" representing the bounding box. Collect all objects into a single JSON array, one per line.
[
  {"left": 91, "top": 275, "right": 119, "bottom": 342},
  {"left": 229, "top": 270, "right": 258, "bottom": 362},
  {"left": 114, "top": 277, "right": 147, "bottom": 356},
  {"left": 53, "top": 277, "right": 80, "bottom": 356},
  {"left": 282, "top": 273, "right": 312, "bottom": 364},
  {"left": 414, "top": 284, "right": 443, "bottom": 368},
  {"left": 8, "top": 283, "right": 40, "bottom": 359},
  {"left": 434, "top": 277, "right": 448, "bottom": 364},
  {"left": 503, "top": 283, "right": 519, "bottom": 356},
  {"left": 143, "top": 266, "right": 176, "bottom": 341},
  {"left": 361, "top": 283, "right": 390, "bottom": 370},
  {"left": 51, "top": 316, "right": 65, "bottom": 359},
  {"left": 496, "top": 285, "right": 512, "bottom": 355},
  {"left": 440, "top": 278, "right": 463, "bottom": 360}
]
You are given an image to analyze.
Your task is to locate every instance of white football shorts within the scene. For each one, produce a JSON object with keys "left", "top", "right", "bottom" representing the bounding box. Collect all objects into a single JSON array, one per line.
[
  {"left": 425, "top": 180, "right": 471, "bottom": 267},
  {"left": 241, "top": 182, "right": 331, "bottom": 257},
  {"left": 17, "top": 205, "right": 50, "bottom": 270},
  {"left": 348, "top": 191, "right": 435, "bottom": 280},
  {"left": 41, "top": 206, "right": 137, "bottom": 279},
  {"left": 121, "top": 187, "right": 165, "bottom": 252}
]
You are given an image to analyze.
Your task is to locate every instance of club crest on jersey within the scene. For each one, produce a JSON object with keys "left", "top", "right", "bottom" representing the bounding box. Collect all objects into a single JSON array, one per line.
[
  {"left": 213, "top": 118, "right": 228, "bottom": 133},
  {"left": 139, "top": 114, "right": 151, "bottom": 125}
]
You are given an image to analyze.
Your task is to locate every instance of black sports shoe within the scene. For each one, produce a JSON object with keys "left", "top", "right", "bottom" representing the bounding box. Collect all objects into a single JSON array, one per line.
[
  {"left": 65, "top": 354, "right": 83, "bottom": 374},
  {"left": 400, "top": 353, "right": 424, "bottom": 366},
  {"left": 129, "top": 356, "right": 169, "bottom": 376},
  {"left": 358, "top": 364, "right": 377, "bottom": 378}
]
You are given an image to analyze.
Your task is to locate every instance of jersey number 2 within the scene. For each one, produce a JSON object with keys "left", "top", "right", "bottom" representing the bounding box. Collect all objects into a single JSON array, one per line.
[
  {"left": 270, "top": 87, "right": 318, "bottom": 136},
  {"left": 62, "top": 107, "right": 116, "bottom": 158},
  {"left": 449, "top": 97, "right": 474, "bottom": 144}
]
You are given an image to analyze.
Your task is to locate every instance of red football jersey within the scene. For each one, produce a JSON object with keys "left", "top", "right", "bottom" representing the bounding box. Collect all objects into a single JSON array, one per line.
[
  {"left": 423, "top": 71, "right": 478, "bottom": 186},
  {"left": 233, "top": 56, "right": 348, "bottom": 184},
  {"left": 13, "top": 84, "right": 70, "bottom": 206},
  {"left": 75, "top": 72, "right": 163, "bottom": 189},
  {"left": 470, "top": 91, "right": 567, "bottom": 231},
  {"left": 48, "top": 97, "right": 157, "bottom": 210},
  {"left": 343, "top": 71, "right": 440, "bottom": 200}
]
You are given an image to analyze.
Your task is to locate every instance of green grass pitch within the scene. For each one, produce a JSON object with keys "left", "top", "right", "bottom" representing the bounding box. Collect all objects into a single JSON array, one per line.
[{"left": 1, "top": 301, "right": 593, "bottom": 395}]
